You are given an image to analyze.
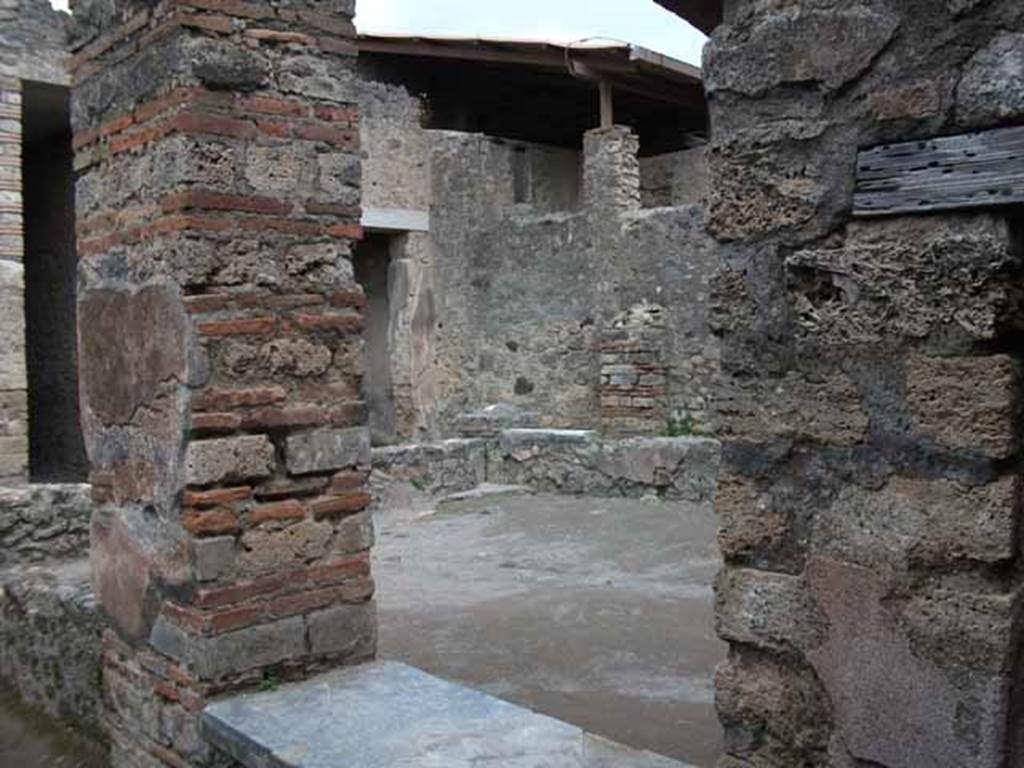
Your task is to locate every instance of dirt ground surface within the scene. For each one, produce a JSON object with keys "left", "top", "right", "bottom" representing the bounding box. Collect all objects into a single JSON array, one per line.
[
  {"left": 373, "top": 486, "right": 726, "bottom": 767},
  {"left": 0, "top": 686, "right": 107, "bottom": 768}
]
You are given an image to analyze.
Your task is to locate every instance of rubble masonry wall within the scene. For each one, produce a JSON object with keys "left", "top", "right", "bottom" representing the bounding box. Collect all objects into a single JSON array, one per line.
[
  {"left": 705, "top": 0, "right": 1024, "bottom": 765},
  {"left": 71, "top": 1, "right": 375, "bottom": 764},
  {"left": 358, "top": 73, "right": 720, "bottom": 439}
]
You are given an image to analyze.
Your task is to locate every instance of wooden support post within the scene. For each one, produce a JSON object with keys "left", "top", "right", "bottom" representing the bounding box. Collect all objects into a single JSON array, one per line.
[{"left": 599, "top": 79, "right": 614, "bottom": 129}]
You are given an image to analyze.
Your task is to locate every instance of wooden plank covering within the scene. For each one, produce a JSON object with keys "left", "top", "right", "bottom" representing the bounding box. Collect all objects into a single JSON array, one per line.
[{"left": 853, "top": 125, "right": 1024, "bottom": 217}]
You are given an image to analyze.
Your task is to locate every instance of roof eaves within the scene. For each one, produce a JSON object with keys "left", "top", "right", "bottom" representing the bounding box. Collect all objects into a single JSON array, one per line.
[
  {"left": 356, "top": 33, "right": 702, "bottom": 87},
  {"left": 652, "top": 0, "right": 722, "bottom": 35}
]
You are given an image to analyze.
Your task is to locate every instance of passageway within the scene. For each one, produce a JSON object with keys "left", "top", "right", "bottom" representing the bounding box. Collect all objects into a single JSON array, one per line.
[
  {"left": 21, "top": 80, "right": 85, "bottom": 482},
  {"left": 354, "top": 235, "right": 398, "bottom": 446}
]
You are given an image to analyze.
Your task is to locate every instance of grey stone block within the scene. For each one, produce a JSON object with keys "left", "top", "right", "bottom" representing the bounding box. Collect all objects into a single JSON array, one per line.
[
  {"left": 286, "top": 428, "right": 369, "bottom": 475},
  {"left": 151, "top": 614, "right": 307, "bottom": 681},
  {"left": 191, "top": 536, "right": 236, "bottom": 582},
  {"left": 306, "top": 601, "right": 376, "bottom": 657},
  {"left": 332, "top": 511, "right": 375, "bottom": 555},
  {"left": 199, "top": 617, "right": 307, "bottom": 680},
  {"left": 186, "top": 435, "right": 275, "bottom": 487}
]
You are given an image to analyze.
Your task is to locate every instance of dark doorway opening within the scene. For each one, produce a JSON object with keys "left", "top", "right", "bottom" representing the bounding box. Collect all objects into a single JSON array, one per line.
[
  {"left": 22, "top": 81, "right": 86, "bottom": 482},
  {"left": 354, "top": 234, "right": 397, "bottom": 446}
]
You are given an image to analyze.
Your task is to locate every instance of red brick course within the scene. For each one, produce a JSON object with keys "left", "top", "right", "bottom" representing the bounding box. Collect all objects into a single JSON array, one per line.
[
  {"left": 249, "top": 500, "right": 305, "bottom": 524},
  {"left": 197, "top": 317, "right": 277, "bottom": 337},
  {"left": 182, "top": 508, "right": 241, "bottom": 536},
  {"left": 192, "top": 386, "right": 287, "bottom": 411},
  {"left": 184, "top": 486, "right": 253, "bottom": 508},
  {"left": 309, "top": 493, "right": 372, "bottom": 519}
]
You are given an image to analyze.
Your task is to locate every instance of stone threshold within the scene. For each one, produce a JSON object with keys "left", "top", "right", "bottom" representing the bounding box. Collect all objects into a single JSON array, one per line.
[{"left": 202, "top": 660, "right": 695, "bottom": 768}]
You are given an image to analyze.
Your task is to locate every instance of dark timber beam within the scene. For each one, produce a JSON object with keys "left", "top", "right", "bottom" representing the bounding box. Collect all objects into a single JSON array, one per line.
[
  {"left": 853, "top": 125, "right": 1024, "bottom": 217},
  {"left": 599, "top": 80, "right": 615, "bottom": 128}
]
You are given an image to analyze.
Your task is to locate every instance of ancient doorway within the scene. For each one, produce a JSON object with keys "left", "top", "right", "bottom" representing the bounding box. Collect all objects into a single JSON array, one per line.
[
  {"left": 21, "top": 80, "right": 85, "bottom": 482},
  {"left": 354, "top": 234, "right": 398, "bottom": 446}
]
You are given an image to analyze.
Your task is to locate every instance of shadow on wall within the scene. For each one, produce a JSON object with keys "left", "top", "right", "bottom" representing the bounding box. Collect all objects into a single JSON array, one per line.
[
  {"left": 354, "top": 234, "right": 398, "bottom": 446},
  {"left": 22, "top": 80, "right": 86, "bottom": 482}
]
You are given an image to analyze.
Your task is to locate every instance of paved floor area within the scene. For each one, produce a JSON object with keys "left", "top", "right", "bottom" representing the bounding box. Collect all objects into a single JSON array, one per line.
[
  {"left": 373, "top": 486, "right": 725, "bottom": 767},
  {"left": 0, "top": 687, "right": 106, "bottom": 768}
]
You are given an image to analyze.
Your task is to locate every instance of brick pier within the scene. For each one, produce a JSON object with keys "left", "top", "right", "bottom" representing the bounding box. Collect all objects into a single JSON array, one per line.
[{"left": 70, "top": 1, "right": 374, "bottom": 763}]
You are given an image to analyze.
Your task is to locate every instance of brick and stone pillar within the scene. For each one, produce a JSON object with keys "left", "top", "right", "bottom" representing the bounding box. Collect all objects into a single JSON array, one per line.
[
  {"left": 599, "top": 302, "right": 669, "bottom": 436},
  {"left": 704, "top": 1, "right": 1024, "bottom": 766},
  {"left": 584, "top": 125, "right": 656, "bottom": 437},
  {"left": 0, "top": 76, "right": 26, "bottom": 484},
  {"left": 582, "top": 125, "right": 640, "bottom": 215},
  {"left": 70, "top": 1, "right": 372, "bottom": 764}
]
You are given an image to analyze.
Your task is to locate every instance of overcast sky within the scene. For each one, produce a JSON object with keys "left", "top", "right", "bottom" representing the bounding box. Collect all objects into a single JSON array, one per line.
[
  {"left": 356, "top": 1, "right": 706, "bottom": 65},
  {"left": 48, "top": 0, "right": 706, "bottom": 65}
]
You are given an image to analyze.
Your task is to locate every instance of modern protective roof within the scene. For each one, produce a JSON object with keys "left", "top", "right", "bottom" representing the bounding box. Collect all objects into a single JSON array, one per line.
[
  {"left": 653, "top": 0, "right": 722, "bottom": 35},
  {"left": 356, "top": 33, "right": 703, "bottom": 108}
]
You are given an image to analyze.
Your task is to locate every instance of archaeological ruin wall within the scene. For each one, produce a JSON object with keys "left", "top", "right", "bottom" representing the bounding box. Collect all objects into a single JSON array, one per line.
[
  {"left": 0, "top": 0, "right": 102, "bottom": 747},
  {"left": 0, "top": 0, "right": 80, "bottom": 486},
  {"left": 700, "top": 0, "right": 1024, "bottom": 765},
  {"left": 357, "top": 62, "right": 719, "bottom": 441},
  {"left": 639, "top": 146, "right": 708, "bottom": 208}
]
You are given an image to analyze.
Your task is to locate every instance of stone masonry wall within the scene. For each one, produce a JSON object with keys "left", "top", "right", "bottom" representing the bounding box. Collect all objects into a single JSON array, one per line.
[
  {"left": 489, "top": 430, "right": 719, "bottom": 502},
  {"left": 0, "top": 0, "right": 71, "bottom": 86},
  {"left": 371, "top": 438, "right": 487, "bottom": 496},
  {"left": 369, "top": 431, "right": 719, "bottom": 503},
  {"left": 71, "top": 1, "right": 373, "bottom": 764},
  {"left": 0, "top": 483, "right": 91, "bottom": 566},
  {"left": 426, "top": 126, "right": 719, "bottom": 437},
  {"left": 0, "top": 78, "right": 26, "bottom": 485},
  {"left": 600, "top": 303, "right": 670, "bottom": 436},
  {"left": 704, "top": 1, "right": 1024, "bottom": 766},
  {"left": 639, "top": 146, "right": 708, "bottom": 209},
  {"left": 0, "top": 483, "right": 104, "bottom": 753},
  {"left": 427, "top": 130, "right": 590, "bottom": 433},
  {"left": 356, "top": 74, "right": 585, "bottom": 443},
  {"left": 0, "top": 558, "right": 104, "bottom": 740},
  {"left": 0, "top": 0, "right": 71, "bottom": 485},
  {"left": 357, "top": 69, "right": 429, "bottom": 214},
  {"left": 352, "top": 67, "right": 718, "bottom": 440}
]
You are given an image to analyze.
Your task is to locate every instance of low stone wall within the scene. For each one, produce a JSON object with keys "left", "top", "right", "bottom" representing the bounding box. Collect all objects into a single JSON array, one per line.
[
  {"left": 371, "top": 432, "right": 719, "bottom": 502},
  {"left": 371, "top": 439, "right": 487, "bottom": 495},
  {"left": 0, "top": 483, "right": 91, "bottom": 565},
  {"left": 0, "top": 482, "right": 103, "bottom": 748},
  {"left": 0, "top": 558, "right": 105, "bottom": 742},
  {"left": 489, "top": 430, "right": 719, "bottom": 502}
]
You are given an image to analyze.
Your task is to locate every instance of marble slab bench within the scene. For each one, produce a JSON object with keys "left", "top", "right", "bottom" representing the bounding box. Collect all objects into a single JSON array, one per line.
[{"left": 202, "top": 661, "right": 694, "bottom": 768}]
